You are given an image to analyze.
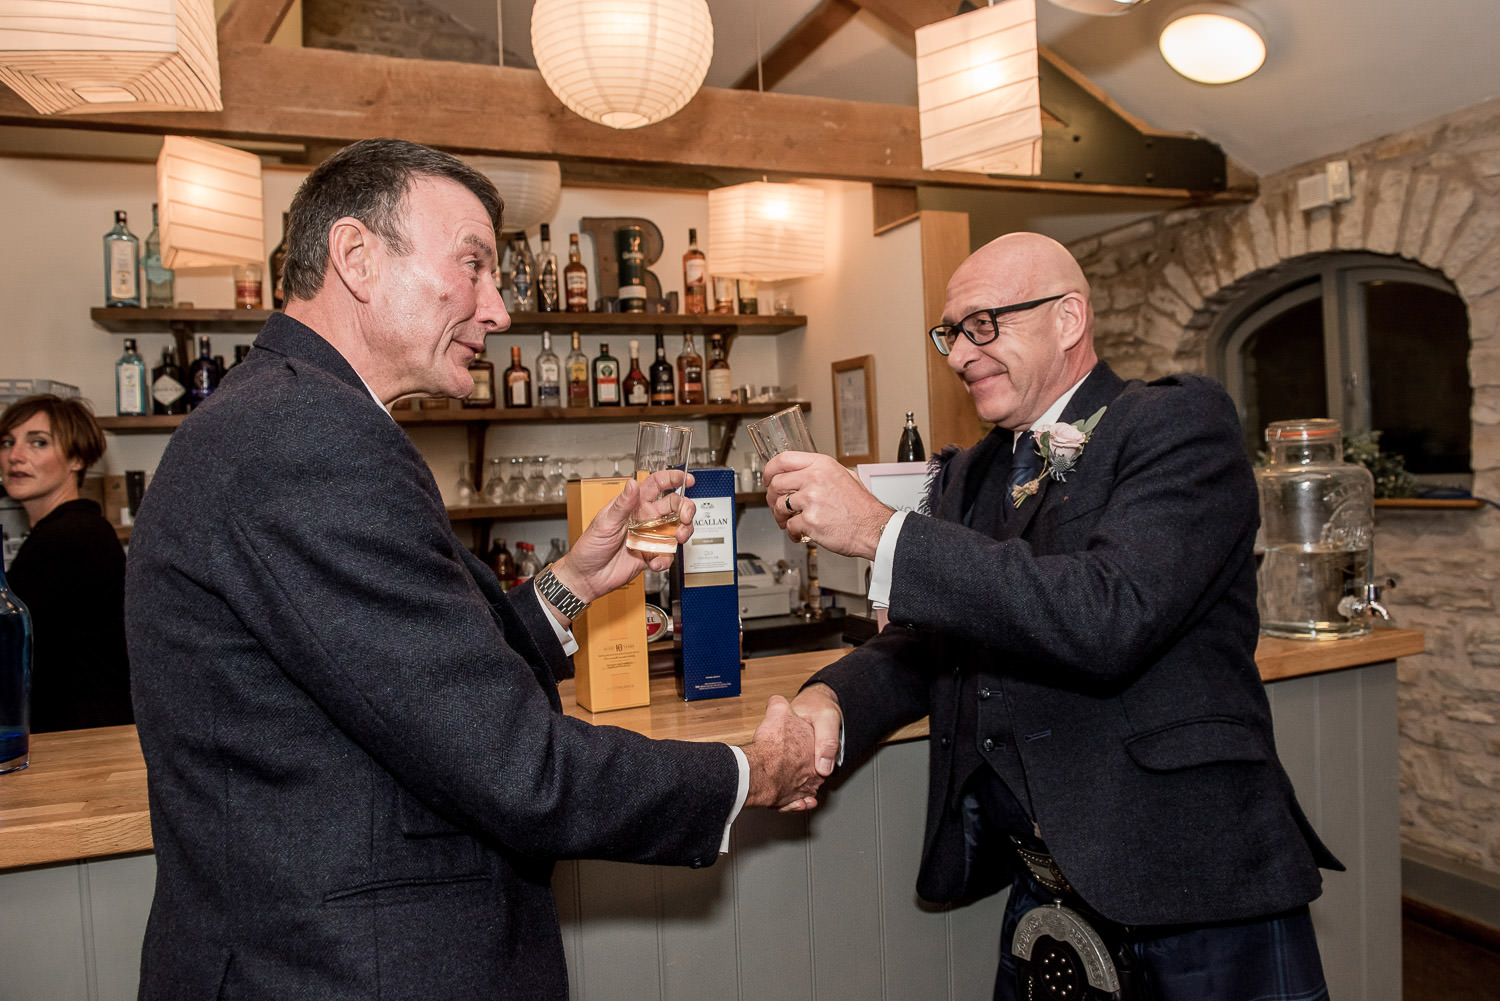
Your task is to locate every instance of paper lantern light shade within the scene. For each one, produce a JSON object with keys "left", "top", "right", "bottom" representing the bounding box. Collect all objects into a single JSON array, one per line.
[
  {"left": 707, "top": 182, "right": 825, "bottom": 282},
  {"left": 465, "top": 157, "right": 562, "bottom": 233},
  {"left": 531, "top": 0, "right": 714, "bottom": 130},
  {"left": 0, "top": 0, "right": 221, "bottom": 115},
  {"left": 157, "top": 136, "right": 265, "bottom": 269},
  {"left": 916, "top": 0, "right": 1042, "bottom": 176}
]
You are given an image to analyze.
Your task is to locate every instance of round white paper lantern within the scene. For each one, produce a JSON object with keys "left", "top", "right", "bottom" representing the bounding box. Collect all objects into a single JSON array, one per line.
[
  {"left": 465, "top": 157, "right": 562, "bottom": 233},
  {"left": 531, "top": 0, "right": 714, "bottom": 130}
]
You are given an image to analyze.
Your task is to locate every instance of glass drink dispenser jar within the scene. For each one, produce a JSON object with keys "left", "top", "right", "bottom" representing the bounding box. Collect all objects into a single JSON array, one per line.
[{"left": 1255, "top": 419, "right": 1380, "bottom": 639}]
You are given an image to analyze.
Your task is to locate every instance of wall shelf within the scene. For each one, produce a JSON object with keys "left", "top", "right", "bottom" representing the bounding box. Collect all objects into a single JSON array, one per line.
[{"left": 97, "top": 402, "right": 808, "bottom": 434}]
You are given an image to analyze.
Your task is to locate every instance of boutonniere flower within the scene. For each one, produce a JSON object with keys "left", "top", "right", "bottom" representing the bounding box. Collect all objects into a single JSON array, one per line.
[{"left": 1011, "top": 406, "right": 1107, "bottom": 508}]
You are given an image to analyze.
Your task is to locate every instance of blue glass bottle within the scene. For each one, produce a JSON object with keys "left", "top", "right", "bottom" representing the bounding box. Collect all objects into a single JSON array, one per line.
[{"left": 0, "top": 557, "right": 34, "bottom": 774}]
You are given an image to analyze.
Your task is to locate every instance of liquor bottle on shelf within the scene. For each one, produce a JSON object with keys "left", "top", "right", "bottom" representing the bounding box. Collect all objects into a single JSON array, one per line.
[
  {"left": 649, "top": 332, "right": 675, "bottom": 406},
  {"left": 535, "top": 330, "right": 561, "bottom": 408},
  {"left": 188, "top": 335, "right": 219, "bottom": 409},
  {"left": 464, "top": 349, "right": 495, "bottom": 409},
  {"left": 515, "top": 542, "right": 540, "bottom": 583},
  {"left": 566, "top": 331, "right": 590, "bottom": 407},
  {"left": 269, "top": 212, "right": 289, "bottom": 309},
  {"left": 592, "top": 342, "right": 621, "bottom": 406},
  {"left": 511, "top": 234, "right": 537, "bottom": 312},
  {"left": 682, "top": 227, "right": 707, "bottom": 314},
  {"left": 504, "top": 345, "right": 532, "bottom": 408},
  {"left": 706, "top": 333, "right": 732, "bottom": 404},
  {"left": 490, "top": 537, "right": 517, "bottom": 590},
  {"left": 897, "top": 411, "right": 926, "bottom": 462},
  {"left": 537, "top": 223, "right": 560, "bottom": 312},
  {"left": 0, "top": 556, "right": 34, "bottom": 775},
  {"left": 233, "top": 344, "right": 251, "bottom": 367},
  {"left": 151, "top": 346, "right": 188, "bottom": 415},
  {"left": 103, "top": 209, "right": 140, "bottom": 307},
  {"left": 616, "top": 226, "right": 647, "bottom": 314},
  {"left": 115, "top": 338, "right": 148, "bottom": 416},
  {"left": 676, "top": 333, "right": 704, "bottom": 405},
  {"left": 564, "top": 233, "right": 589, "bottom": 313},
  {"left": 544, "top": 537, "right": 567, "bottom": 565},
  {"left": 143, "top": 203, "right": 174, "bottom": 309},
  {"left": 623, "top": 339, "right": 650, "bottom": 406},
  {"left": 737, "top": 279, "right": 758, "bottom": 315}
]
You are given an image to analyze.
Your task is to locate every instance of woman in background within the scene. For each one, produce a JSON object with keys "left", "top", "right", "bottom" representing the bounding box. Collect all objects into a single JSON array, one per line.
[{"left": 0, "top": 394, "right": 130, "bottom": 731}]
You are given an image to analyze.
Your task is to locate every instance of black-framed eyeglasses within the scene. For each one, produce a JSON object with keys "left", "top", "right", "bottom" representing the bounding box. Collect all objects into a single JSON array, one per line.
[{"left": 927, "top": 294, "right": 1067, "bottom": 356}]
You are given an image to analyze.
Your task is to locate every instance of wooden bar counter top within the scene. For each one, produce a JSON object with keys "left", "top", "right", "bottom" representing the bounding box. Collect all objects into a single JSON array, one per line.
[{"left": 0, "top": 627, "right": 1423, "bottom": 872}]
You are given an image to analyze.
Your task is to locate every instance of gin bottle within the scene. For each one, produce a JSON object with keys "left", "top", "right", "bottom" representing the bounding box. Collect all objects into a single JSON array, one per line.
[
  {"left": 115, "top": 338, "right": 149, "bottom": 416},
  {"left": 143, "top": 203, "right": 174, "bottom": 308},
  {"left": 104, "top": 210, "right": 140, "bottom": 307}
]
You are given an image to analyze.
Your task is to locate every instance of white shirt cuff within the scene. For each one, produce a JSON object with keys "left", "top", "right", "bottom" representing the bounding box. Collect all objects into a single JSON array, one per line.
[
  {"left": 532, "top": 587, "right": 579, "bottom": 656},
  {"left": 866, "top": 509, "right": 909, "bottom": 610},
  {"left": 722, "top": 745, "right": 750, "bottom": 853}
]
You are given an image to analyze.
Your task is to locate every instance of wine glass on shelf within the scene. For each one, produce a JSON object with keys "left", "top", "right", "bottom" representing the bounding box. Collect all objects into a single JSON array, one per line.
[
  {"left": 526, "top": 455, "right": 549, "bottom": 503},
  {"left": 545, "top": 459, "right": 567, "bottom": 501},
  {"left": 503, "top": 456, "right": 528, "bottom": 503},
  {"left": 455, "top": 460, "right": 477, "bottom": 506},
  {"left": 482, "top": 457, "right": 507, "bottom": 504}
]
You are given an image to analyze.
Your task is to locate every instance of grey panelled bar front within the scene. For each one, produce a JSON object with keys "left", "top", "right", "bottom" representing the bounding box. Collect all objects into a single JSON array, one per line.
[{"left": 0, "top": 632, "right": 1420, "bottom": 1000}]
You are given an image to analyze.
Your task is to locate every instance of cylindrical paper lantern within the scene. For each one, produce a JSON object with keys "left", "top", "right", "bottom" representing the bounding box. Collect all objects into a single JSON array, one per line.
[
  {"left": 157, "top": 136, "right": 265, "bottom": 269},
  {"left": 707, "top": 182, "right": 825, "bottom": 282},
  {"left": 531, "top": 0, "right": 714, "bottom": 130},
  {"left": 916, "top": 0, "right": 1042, "bottom": 176}
]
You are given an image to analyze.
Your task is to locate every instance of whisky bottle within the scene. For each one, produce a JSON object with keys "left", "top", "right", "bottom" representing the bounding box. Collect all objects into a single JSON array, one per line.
[
  {"left": 104, "top": 210, "right": 140, "bottom": 307},
  {"left": 682, "top": 228, "right": 707, "bottom": 315},
  {"left": 676, "top": 333, "right": 704, "bottom": 405},
  {"left": 143, "top": 204, "right": 174, "bottom": 309},
  {"left": 593, "top": 342, "right": 621, "bottom": 406},
  {"left": 151, "top": 345, "right": 188, "bottom": 415},
  {"left": 616, "top": 226, "right": 647, "bottom": 314},
  {"left": 897, "top": 411, "right": 926, "bottom": 462},
  {"left": 269, "top": 212, "right": 289, "bottom": 309},
  {"left": 566, "top": 331, "right": 590, "bottom": 407},
  {"left": 706, "top": 333, "right": 732, "bottom": 404},
  {"left": 564, "top": 233, "right": 589, "bottom": 312},
  {"left": 649, "top": 332, "right": 675, "bottom": 406},
  {"left": 115, "top": 338, "right": 148, "bottom": 416},
  {"left": 537, "top": 223, "right": 560, "bottom": 312},
  {"left": 504, "top": 345, "right": 532, "bottom": 408},
  {"left": 623, "top": 339, "right": 650, "bottom": 406},
  {"left": 535, "top": 330, "right": 561, "bottom": 408},
  {"left": 511, "top": 234, "right": 537, "bottom": 312},
  {"left": 187, "top": 335, "right": 219, "bottom": 409},
  {"left": 464, "top": 349, "right": 495, "bottom": 409}
]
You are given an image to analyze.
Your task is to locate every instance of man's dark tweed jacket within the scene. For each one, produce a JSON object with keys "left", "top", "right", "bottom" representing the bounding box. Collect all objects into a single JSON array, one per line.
[
  {"left": 126, "top": 315, "right": 739, "bottom": 1000},
  {"left": 811, "top": 360, "right": 1341, "bottom": 928}
]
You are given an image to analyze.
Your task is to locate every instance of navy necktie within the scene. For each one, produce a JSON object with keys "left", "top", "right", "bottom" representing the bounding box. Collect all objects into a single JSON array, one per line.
[{"left": 1007, "top": 431, "right": 1040, "bottom": 513}]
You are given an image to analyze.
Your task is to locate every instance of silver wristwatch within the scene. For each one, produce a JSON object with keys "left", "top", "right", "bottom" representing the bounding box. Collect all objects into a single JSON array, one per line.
[{"left": 534, "top": 563, "right": 588, "bottom": 619}]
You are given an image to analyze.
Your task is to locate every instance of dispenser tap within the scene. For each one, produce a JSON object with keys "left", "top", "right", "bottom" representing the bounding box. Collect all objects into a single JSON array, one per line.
[{"left": 1339, "top": 578, "right": 1396, "bottom": 622}]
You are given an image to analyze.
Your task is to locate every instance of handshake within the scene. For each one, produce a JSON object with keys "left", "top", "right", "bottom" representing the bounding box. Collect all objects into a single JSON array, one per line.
[{"left": 740, "top": 684, "right": 843, "bottom": 812}]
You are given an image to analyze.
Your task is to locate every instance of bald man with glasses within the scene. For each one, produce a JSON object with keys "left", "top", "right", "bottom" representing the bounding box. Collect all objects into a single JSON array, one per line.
[{"left": 763, "top": 233, "right": 1341, "bottom": 1001}]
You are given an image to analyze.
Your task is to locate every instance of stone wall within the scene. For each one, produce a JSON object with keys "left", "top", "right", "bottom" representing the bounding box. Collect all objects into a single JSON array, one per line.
[{"left": 1065, "top": 97, "right": 1500, "bottom": 877}]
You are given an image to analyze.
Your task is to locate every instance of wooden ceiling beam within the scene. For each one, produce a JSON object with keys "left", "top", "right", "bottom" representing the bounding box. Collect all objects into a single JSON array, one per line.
[
  {"left": 0, "top": 41, "right": 1249, "bottom": 201},
  {"left": 732, "top": 0, "right": 861, "bottom": 91}
]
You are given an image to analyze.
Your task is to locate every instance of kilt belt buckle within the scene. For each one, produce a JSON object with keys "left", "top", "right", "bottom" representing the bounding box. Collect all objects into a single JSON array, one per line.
[
  {"left": 1010, "top": 835, "right": 1075, "bottom": 896},
  {"left": 1007, "top": 836, "right": 1143, "bottom": 1001}
]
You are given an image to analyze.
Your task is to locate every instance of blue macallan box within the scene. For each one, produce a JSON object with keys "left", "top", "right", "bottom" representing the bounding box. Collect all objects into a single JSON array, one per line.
[{"left": 679, "top": 467, "right": 741, "bottom": 700}]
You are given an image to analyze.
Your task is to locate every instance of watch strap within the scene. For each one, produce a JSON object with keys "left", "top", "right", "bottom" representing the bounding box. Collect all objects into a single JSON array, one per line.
[{"left": 535, "top": 563, "right": 588, "bottom": 620}]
